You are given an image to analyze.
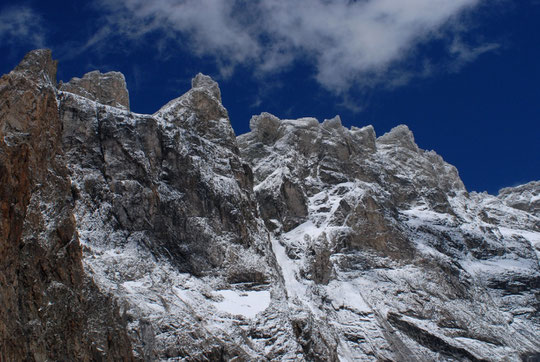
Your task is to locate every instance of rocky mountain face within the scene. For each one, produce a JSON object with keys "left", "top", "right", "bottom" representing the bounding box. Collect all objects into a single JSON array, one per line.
[
  {"left": 238, "top": 113, "right": 540, "bottom": 361},
  {"left": 498, "top": 181, "right": 540, "bottom": 217},
  {"left": 1, "top": 49, "right": 539, "bottom": 361},
  {"left": 0, "top": 50, "right": 133, "bottom": 361}
]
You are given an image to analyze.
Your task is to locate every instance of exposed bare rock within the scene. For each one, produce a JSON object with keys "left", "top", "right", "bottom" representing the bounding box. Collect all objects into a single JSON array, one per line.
[
  {"left": 0, "top": 49, "right": 133, "bottom": 361},
  {"left": 377, "top": 124, "right": 419, "bottom": 152},
  {"left": 12, "top": 48, "right": 58, "bottom": 84},
  {"left": 498, "top": 181, "right": 540, "bottom": 217},
  {"left": 60, "top": 70, "right": 130, "bottom": 110},
  {"left": 303, "top": 232, "right": 334, "bottom": 285},
  {"left": 191, "top": 72, "right": 222, "bottom": 102},
  {"left": 249, "top": 112, "right": 283, "bottom": 145},
  {"left": 2, "top": 49, "right": 539, "bottom": 361}
]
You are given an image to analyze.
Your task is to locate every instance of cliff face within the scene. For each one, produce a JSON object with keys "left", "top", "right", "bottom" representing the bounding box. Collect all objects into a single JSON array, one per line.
[
  {"left": 0, "top": 50, "right": 133, "bottom": 361},
  {"left": 1, "top": 49, "right": 539, "bottom": 361},
  {"left": 59, "top": 70, "right": 291, "bottom": 360}
]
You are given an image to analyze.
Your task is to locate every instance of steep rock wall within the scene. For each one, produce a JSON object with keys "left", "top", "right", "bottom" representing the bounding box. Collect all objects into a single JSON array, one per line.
[{"left": 0, "top": 50, "right": 134, "bottom": 361}]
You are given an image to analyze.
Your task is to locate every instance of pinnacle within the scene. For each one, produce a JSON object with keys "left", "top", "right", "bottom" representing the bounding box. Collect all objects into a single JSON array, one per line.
[
  {"left": 13, "top": 49, "right": 58, "bottom": 86},
  {"left": 377, "top": 124, "right": 419, "bottom": 152},
  {"left": 60, "top": 69, "right": 130, "bottom": 110},
  {"left": 191, "top": 73, "right": 221, "bottom": 102},
  {"left": 322, "top": 115, "right": 342, "bottom": 129}
]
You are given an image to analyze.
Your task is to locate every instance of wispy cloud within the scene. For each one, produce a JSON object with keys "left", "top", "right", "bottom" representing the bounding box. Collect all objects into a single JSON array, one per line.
[
  {"left": 95, "top": 0, "right": 492, "bottom": 94},
  {"left": 0, "top": 5, "right": 45, "bottom": 47},
  {"left": 448, "top": 37, "right": 500, "bottom": 71}
]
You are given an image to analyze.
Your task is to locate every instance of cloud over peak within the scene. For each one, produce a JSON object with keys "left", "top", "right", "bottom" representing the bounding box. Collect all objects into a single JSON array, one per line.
[
  {"left": 100, "top": 0, "right": 487, "bottom": 93},
  {"left": 0, "top": 6, "right": 45, "bottom": 47}
]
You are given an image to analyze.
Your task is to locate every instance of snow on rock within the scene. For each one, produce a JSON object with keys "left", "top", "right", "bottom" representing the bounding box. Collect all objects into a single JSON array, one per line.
[
  {"left": 55, "top": 63, "right": 540, "bottom": 361},
  {"left": 240, "top": 112, "right": 540, "bottom": 360},
  {"left": 214, "top": 290, "right": 271, "bottom": 318},
  {"left": 325, "top": 280, "right": 372, "bottom": 315},
  {"left": 498, "top": 180, "right": 540, "bottom": 216},
  {"left": 11, "top": 50, "right": 540, "bottom": 361},
  {"left": 60, "top": 74, "right": 302, "bottom": 360}
]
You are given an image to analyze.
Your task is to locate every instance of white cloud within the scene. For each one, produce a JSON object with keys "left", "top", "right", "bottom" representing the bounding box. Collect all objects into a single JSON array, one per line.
[
  {"left": 449, "top": 37, "right": 500, "bottom": 70},
  {"left": 99, "top": 0, "right": 490, "bottom": 93},
  {"left": 0, "top": 6, "right": 45, "bottom": 46}
]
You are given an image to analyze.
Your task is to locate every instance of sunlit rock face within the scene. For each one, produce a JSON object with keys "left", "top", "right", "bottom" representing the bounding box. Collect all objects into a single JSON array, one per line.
[
  {"left": 59, "top": 62, "right": 299, "bottom": 359},
  {"left": 2, "top": 49, "right": 540, "bottom": 361},
  {"left": 239, "top": 113, "right": 540, "bottom": 360},
  {"left": 498, "top": 181, "right": 540, "bottom": 218},
  {"left": 60, "top": 70, "right": 130, "bottom": 110}
]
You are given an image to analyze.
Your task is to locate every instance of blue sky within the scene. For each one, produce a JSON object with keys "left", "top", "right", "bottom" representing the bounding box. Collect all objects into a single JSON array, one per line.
[{"left": 1, "top": 0, "right": 538, "bottom": 195}]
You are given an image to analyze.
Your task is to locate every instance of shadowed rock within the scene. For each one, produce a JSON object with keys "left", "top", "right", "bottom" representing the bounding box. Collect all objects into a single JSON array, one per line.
[{"left": 0, "top": 49, "right": 134, "bottom": 361}]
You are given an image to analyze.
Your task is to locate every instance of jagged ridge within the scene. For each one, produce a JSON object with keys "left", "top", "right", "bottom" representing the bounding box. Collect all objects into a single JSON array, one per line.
[{"left": 1, "top": 50, "right": 539, "bottom": 361}]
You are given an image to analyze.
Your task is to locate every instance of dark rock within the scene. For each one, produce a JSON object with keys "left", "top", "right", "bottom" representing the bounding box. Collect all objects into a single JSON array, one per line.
[
  {"left": 387, "top": 312, "right": 487, "bottom": 362},
  {"left": 0, "top": 49, "right": 134, "bottom": 361}
]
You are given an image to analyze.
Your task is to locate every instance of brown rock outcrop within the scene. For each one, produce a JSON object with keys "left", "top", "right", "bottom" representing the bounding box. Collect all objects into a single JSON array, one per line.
[{"left": 0, "top": 49, "right": 133, "bottom": 361}]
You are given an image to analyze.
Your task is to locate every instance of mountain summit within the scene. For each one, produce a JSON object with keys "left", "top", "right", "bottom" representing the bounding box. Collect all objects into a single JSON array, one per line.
[{"left": 1, "top": 49, "right": 539, "bottom": 361}]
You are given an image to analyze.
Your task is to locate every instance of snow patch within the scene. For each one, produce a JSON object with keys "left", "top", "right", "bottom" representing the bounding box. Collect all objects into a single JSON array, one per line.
[{"left": 213, "top": 290, "right": 271, "bottom": 318}]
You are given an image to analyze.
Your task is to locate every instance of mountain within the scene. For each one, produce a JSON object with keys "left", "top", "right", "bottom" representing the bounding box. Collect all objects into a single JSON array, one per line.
[
  {"left": 1, "top": 49, "right": 539, "bottom": 361},
  {"left": 0, "top": 50, "right": 133, "bottom": 361}
]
